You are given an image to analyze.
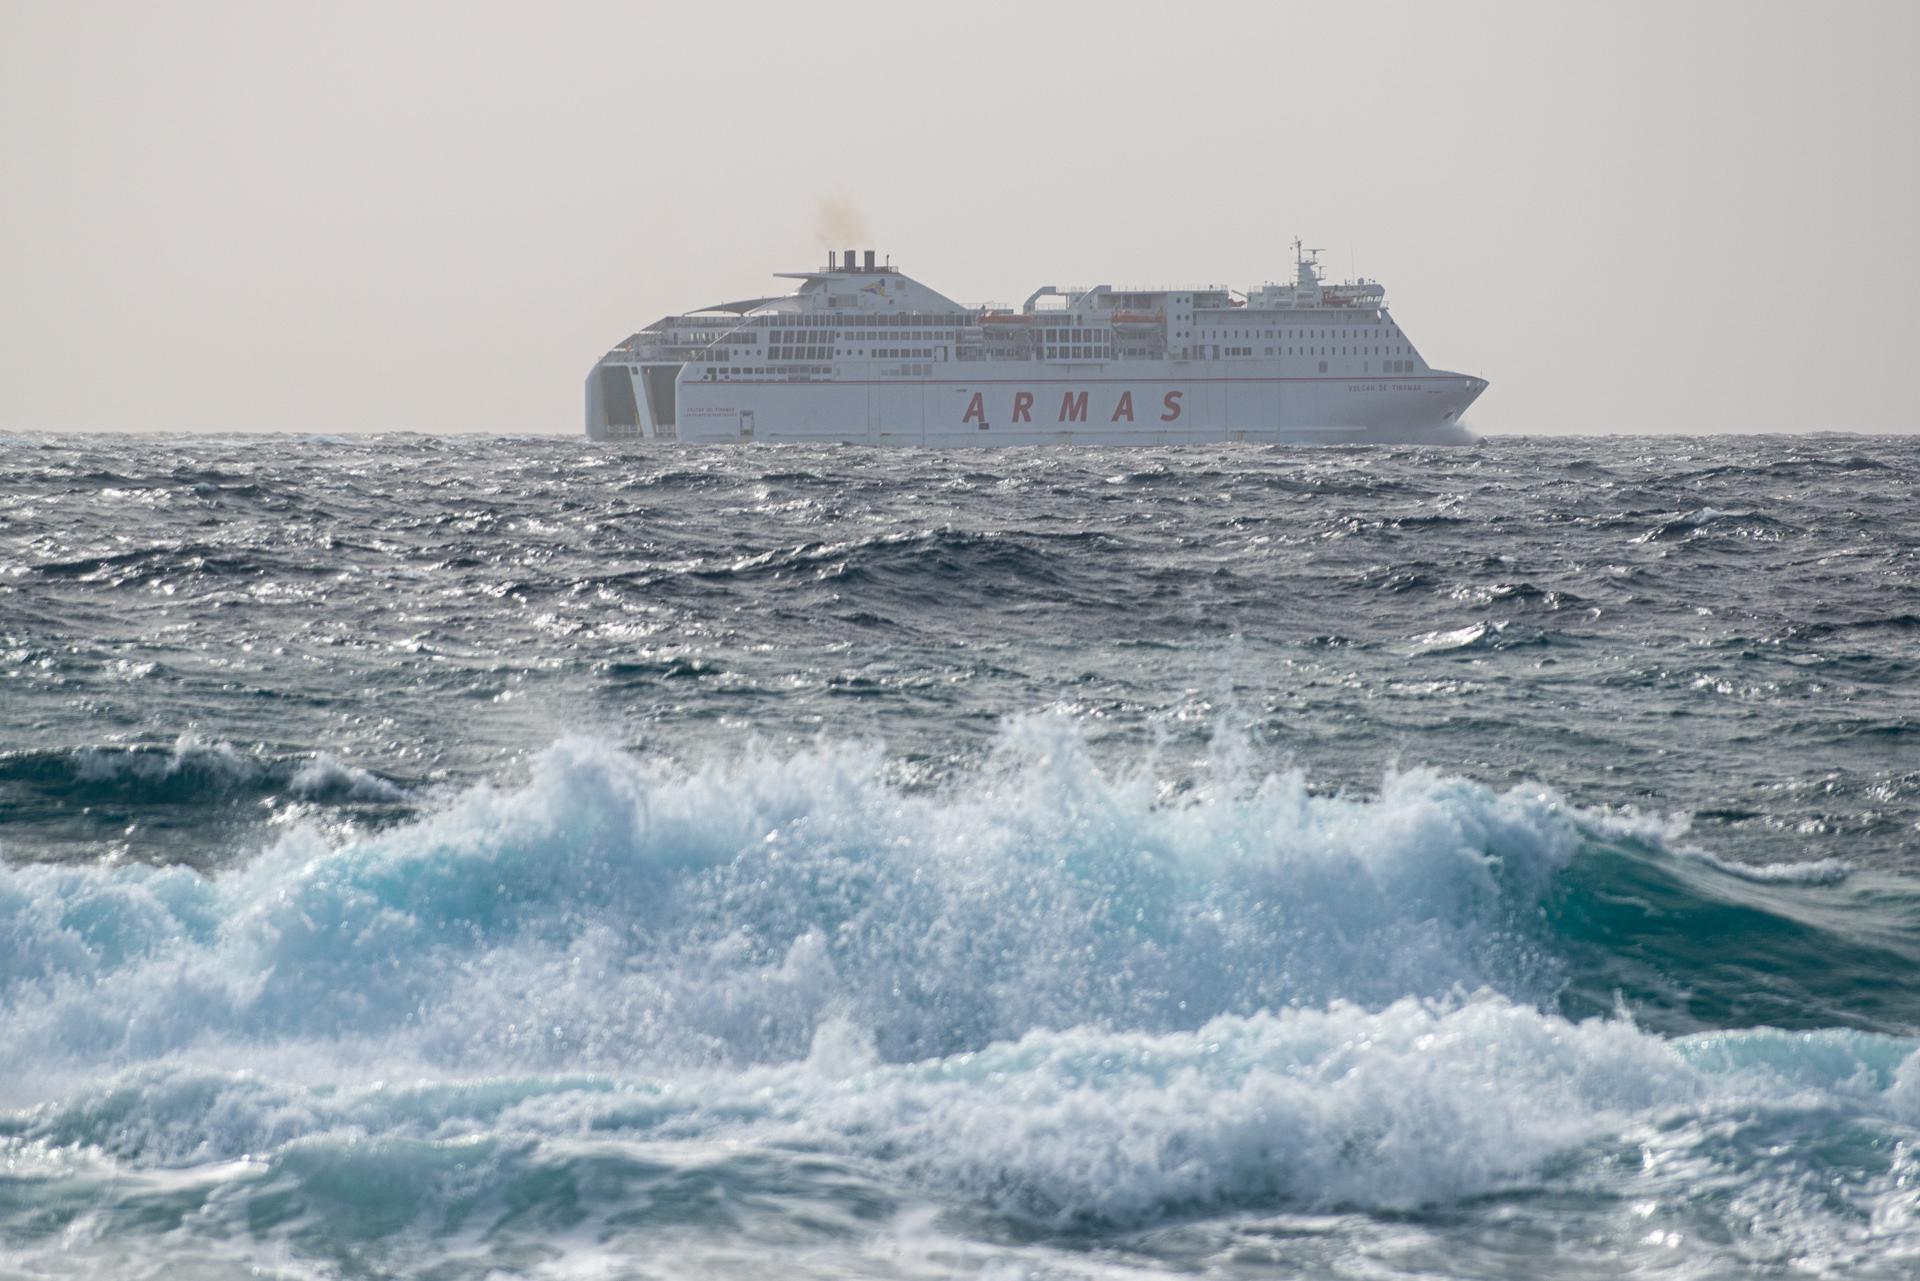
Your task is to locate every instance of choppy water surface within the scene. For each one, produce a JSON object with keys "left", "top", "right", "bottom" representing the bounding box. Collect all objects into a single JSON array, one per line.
[{"left": 2, "top": 432, "right": 1917, "bottom": 1278}]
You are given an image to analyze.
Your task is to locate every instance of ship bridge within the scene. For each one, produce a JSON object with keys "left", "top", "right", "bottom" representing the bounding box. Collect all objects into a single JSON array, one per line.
[{"left": 1244, "top": 241, "right": 1387, "bottom": 312}]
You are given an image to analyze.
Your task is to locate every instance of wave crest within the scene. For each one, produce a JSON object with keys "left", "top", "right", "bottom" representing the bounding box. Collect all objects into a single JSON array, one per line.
[
  {"left": 4, "top": 721, "right": 1905, "bottom": 1087},
  {"left": 0, "top": 738, "right": 405, "bottom": 810},
  {"left": 0, "top": 723, "right": 1589, "bottom": 1076}
]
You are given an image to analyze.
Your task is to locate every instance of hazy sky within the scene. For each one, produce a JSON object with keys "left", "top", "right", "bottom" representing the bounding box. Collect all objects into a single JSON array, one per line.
[{"left": 3, "top": 0, "right": 1916, "bottom": 435}]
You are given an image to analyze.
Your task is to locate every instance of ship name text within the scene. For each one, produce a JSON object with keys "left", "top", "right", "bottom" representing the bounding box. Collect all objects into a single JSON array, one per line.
[{"left": 960, "top": 390, "right": 1183, "bottom": 425}]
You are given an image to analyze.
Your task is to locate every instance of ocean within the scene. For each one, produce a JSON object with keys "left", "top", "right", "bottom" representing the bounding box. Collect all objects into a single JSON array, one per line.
[{"left": 1, "top": 432, "right": 1917, "bottom": 1279}]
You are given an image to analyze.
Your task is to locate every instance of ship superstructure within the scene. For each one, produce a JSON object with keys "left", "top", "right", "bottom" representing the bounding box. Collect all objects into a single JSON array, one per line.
[{"left": 585, "top": 243, "right": 1485, "bottom": 445}]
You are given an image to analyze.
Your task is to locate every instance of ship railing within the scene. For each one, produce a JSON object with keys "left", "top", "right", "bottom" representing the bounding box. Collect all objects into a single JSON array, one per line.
[
  {"left": 1010, "top": 284, "right": 1235, "bottom": 298},
  {"left": 1096, "top": 284, "right": 1232, "bottom": 295}
]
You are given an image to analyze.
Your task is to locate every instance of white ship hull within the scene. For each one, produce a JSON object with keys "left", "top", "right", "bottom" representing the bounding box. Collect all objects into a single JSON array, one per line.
[{"left": 676, "top": 362, "right": 1481, "bottom": 446}]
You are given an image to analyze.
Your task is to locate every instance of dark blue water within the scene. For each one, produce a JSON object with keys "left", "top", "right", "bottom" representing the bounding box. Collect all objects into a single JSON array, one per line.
[{"left": 2, "top": 433, "right": 1918, "bottom": 1278}]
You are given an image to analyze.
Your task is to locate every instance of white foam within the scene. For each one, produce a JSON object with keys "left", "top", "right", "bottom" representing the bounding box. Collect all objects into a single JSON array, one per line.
[
  {"left": 10, "top": 996, "right": 1918, "bottom": 1230},
  {"left": 287, "top": 754, "right": 407, "bottom": 803},
  {"left": 1681, "top": 848, "right": 1852, "bottom": 886},
  {"left": 0, "top": 724, "right": 1606, "bottom": 1081},
  {"left": 0, "top": 721, "right": 1867, "bottom": 1104},
  {"left": 70, "top": 735, "right": 262, "bottom": 788}
]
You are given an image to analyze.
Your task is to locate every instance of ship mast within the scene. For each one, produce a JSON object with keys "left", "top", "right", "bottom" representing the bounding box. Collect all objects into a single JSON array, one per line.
[{"left": 1292, "top": 237, "right": 1324, "bottom": 290}]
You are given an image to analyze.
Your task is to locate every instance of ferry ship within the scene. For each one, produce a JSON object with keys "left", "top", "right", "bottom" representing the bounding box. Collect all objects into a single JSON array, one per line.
[{"left": 585, "top": 243, "right": 1485, "bottom": 446}]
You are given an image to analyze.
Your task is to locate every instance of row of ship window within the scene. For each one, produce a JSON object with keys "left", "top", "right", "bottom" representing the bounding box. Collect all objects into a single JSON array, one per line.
[
  {"left": 754, "top": 331, "right": 962, "bottom": 346},
  {"left": 1219, "top": 346, "right": 1422, "bottom": 367},
  {"left": 1204, "top": 327, "right": 1403, "bottom": 340},
  {"left": 704, "top": 363, "right": 952, "bottom": 379},
  {"left": 760, "top": 316, "right": 972, "bottom": 337},
  {"left": 760, "top": 346, "right": 940, "bottom": 361},
  {"left": 712, "top": 346, "right": 1421, "bottom": 367},
  {"left": 1220, "top": 345, "right": 1417, "bottom": 357},
  {"left": 755, "top": 314, "right": 977, "bottom": 328}
]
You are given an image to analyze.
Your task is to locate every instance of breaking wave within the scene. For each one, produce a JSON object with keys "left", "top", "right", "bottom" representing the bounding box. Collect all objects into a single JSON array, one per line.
[
  {"left": 4, "top": 723, "right": 1914, "bottom": 1079},
  {"left": 0, "top": 737, "right": 407, "bottom": 812}
]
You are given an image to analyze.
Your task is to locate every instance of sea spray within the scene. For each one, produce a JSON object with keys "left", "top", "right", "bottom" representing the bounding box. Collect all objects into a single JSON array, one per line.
[{"left": 0, "top": 720, "right": 1600, "bottom": 1083}]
